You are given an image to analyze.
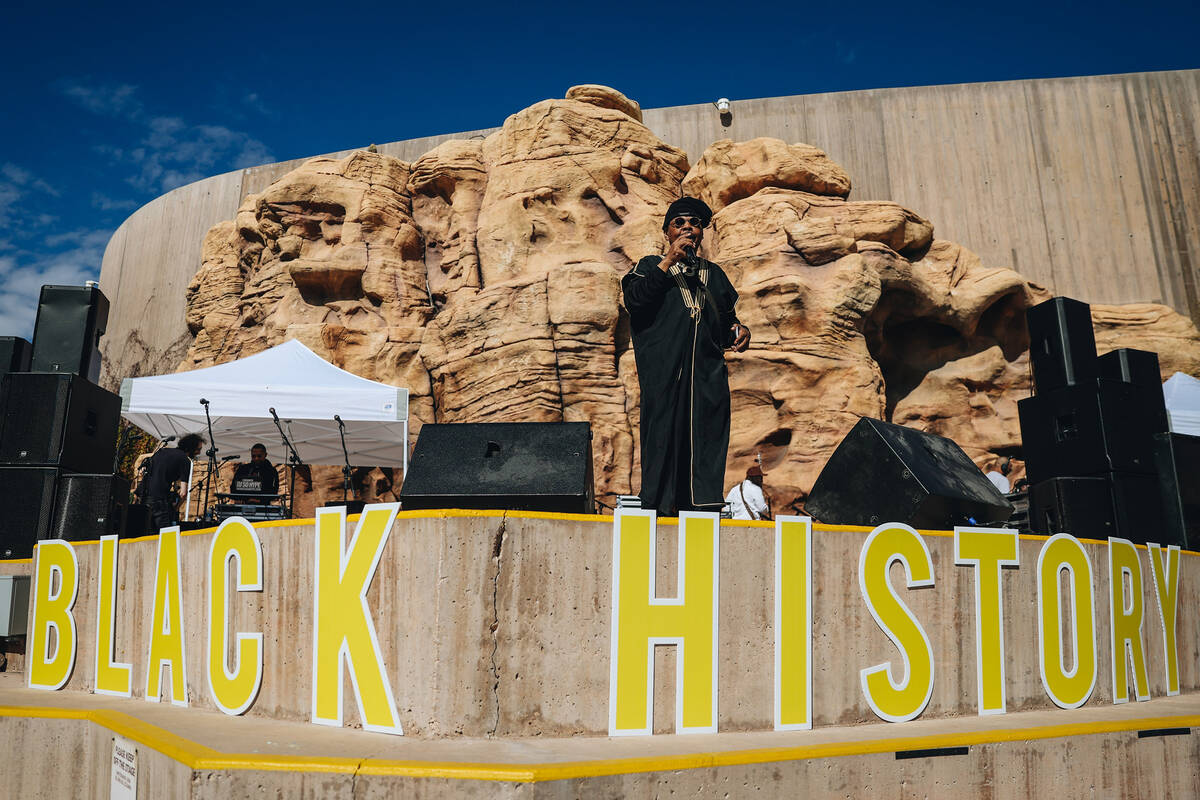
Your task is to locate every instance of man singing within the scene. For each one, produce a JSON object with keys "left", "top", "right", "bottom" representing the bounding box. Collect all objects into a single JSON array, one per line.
[{"left": 621, "top": 196, "right": 751, "bottom": 516}]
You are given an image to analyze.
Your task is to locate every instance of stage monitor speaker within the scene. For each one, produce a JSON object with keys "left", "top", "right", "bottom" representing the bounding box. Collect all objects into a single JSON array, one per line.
[
  {"left": 400, "top": 422, "right": 594, "bottom": 514},
  {"left": 1026, "top": 297, "right": 1098, "bottom": 394},
  {"left": 30, "top": 284, "right": 109, "bottom": 382},
  {"left": 805, "top": 417, "right": 1013, "bottom": 530},
  {"left": 52, "top": 473, "right": 130, "bottom": 541},
  {"left": 1018, "top": 380, "right": 1157, "bottom": 483},
  {"left": 0, "top": 466, "right": 59, "bottom": 558},
  {"left": 1153, "top": 432, "right": 1199, "bottom": 549},
  {"left": 1028, "top": 476, "right": 1116, "bottom": 539},
  {"left": 0, "top": 372, "right": 121, "bottom": 473},
  {"left": 1098, "top": 348, "right": 1169, "bottom": 433},
  {"left": 0, "top": 337, "right": 31, "bottom": 382}
]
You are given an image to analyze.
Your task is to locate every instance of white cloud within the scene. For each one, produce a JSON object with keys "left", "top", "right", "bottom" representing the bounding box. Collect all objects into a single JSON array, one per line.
[
  {"left": 242, "top": 93, "right": 273, "bottom": 117},
  {"left": 125, "top": 118, "right": 274, "bottom": 193},
  {"left": 0, "top": 163, "right": 61, "bottom": 227},
  {"left": 91, "top": 192, "right": 137, "bottom": 212},
  {"left": 0, "top": 229, "right": 108, "bottom": 339},
  {"left": 62, "top": 80, "right": 276, "bottom": 195},
  {"left": 60, "top": 82, "right": 143, "bottom": 118},
  {"left": 0, "top": 182, "right": 19, "bottom": 226}
]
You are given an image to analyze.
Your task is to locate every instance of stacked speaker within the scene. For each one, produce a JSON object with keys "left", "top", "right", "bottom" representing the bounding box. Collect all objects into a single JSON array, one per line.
[
  {"left": 0, "top": 285, "right": 128, "bottom": 558},
  {"left": 1018, "top": 296, "right": 1193, "bottom": 547}
]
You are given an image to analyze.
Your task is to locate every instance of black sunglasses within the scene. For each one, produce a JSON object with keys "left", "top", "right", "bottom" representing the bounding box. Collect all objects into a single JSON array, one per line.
[{"left": 669, "top": 215, "right": 705, "bottom": 229}]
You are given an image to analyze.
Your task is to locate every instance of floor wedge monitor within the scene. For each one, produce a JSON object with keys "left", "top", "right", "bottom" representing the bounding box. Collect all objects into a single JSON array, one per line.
[
  {"left": 0, "top": 372, "right": 121, "bottom": 474},
  {"left": 400, "top": 422, "right": 594, "bottom": 513},
  {"left": 805, "top": 417, "right": 1013, "bottom": 529}
]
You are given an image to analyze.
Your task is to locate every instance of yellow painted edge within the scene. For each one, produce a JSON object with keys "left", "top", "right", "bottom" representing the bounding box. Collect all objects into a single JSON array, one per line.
[
  {"left": 0, "top": 706, "right": 223, "bottom": 767},
  {"left": 6, "top": 512, "right": 1198, "bottom": 559},
  {"left": 0, "top": 704, "right": 1195, "bottom": 782}
]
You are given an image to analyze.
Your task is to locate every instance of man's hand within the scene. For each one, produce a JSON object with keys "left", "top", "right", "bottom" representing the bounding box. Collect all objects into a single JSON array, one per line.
[
  {"left": 730, "top": 323, "right": 751, "bottom": 352},
  {"left": 660, "top": 233, "right": 698, "bottom": 271}
]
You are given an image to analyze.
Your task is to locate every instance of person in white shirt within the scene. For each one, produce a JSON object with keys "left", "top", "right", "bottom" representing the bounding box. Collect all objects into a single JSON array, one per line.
[
  {"left": 984, "top": 456, "right": 1012, "bottom": 494},
  {"left": 725, "top": 465, "right": 772, "bottom": 520}
]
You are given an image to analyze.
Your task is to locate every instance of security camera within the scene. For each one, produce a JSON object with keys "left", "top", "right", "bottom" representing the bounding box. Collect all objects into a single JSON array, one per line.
[{"left": 715, "top": 98, "right": 731, "bottom": 113}]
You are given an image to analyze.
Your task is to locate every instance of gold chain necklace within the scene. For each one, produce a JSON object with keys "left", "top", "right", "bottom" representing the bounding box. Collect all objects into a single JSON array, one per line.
[{"left": 667, "top": 260, "right": 710, "bottom": 321}]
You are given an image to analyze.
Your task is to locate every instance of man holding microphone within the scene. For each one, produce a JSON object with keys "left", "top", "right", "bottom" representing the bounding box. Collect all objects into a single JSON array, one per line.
[{"left": 621, "top": 196, "right": 751, "bottom": 516}]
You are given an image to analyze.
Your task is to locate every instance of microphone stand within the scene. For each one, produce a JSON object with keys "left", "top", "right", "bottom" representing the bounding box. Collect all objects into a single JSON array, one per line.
[
  {"left": 270, "top": 407, "right": 304, "bottom": 518},
  {"left": 334, "top": 415, "right": 352, "bottom": 503},
  {"left": 200, "top": 399, "right": 219, "bottom": 523}
]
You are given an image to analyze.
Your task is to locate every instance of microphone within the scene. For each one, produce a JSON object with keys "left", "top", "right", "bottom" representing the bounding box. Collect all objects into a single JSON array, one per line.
[
  {"left": 200, "top": 398, "right": 209, "bottom": 406},
  {"left": 334, "top": 414, "right": 344, "bottom": 429},
  {"left": 220, "top": 455, "right": 239, "bottom": 463},
  {"left": 682, "top": 243, "right": 699, "bottom": 275},
  {"left": 161, "top": 435, "right": 176, "bottom": 443},
  {"left": 269, "top": 407, "right": 280, "bottom": 422}
]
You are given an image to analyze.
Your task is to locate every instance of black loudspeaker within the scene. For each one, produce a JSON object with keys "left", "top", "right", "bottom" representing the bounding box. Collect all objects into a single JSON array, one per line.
[
  {"left": 1097, "top": 348, "right": 1169, "bottom": 434},
  {"left": 52, "top": 473, "right": 130, "bottom": 541},
  {"left": 400, "top": 422, "right": 594, "bottom": 513},
  {"left": 30, "top": 284, "right": 109, "bottom": 382},
  {"left": 1153, "top": 432, "right": 1199, "bottom": 549},
  {"left": 1018, "top": 380, "right": 1156, "bottom": 483},
  {"left": 0, "top": 337, "right": 31, "bottom": 381},
  {"left": 124, "top": 504, "right": 152, "bottom": 538},
  {"left": 0, "top": 373, "right": 121, "bottom": 473},
  {"left": 1027, "top": 297, "right": 1098, "bottom": 394},
  {"left": 805, "top": 417, "right": 1013, "bottom": 529},
  {"left": 0, "top": 467, "right": 59, "bottom": 558},
  {"left": 1108, "top": 471, "right": 1171, "bottom": 547},
  {"left": 1028, "top": 477, "right": 1116, "bottom": 539}
]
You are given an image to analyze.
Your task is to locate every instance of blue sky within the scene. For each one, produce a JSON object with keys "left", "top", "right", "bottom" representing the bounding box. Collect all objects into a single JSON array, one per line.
[{"left": 1, "top": 0, "right": 1196, "bottom": 340}]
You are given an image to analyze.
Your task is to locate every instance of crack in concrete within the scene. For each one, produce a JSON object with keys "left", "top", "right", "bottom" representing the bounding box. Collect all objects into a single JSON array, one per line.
[{"left": 487, "top": 513, "right": 507, "bottom": 738}]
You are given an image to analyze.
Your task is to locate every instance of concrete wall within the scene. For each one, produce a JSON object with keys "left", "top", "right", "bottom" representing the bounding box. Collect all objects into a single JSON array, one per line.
[
  {"left": 96, "top": 70, "right": 1200, "bottom": 389},
  {"left": 25, "top": 512, "right": 1200, "bottom": 738}
]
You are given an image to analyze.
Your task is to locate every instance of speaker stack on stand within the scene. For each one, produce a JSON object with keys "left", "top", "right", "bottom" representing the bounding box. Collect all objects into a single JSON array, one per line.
[
  {"left": 0, "top": 284, "right": 128, "bottom": 558},
  {"left": 1018, "top": 296, "right": 1192, "bottom": 547}
]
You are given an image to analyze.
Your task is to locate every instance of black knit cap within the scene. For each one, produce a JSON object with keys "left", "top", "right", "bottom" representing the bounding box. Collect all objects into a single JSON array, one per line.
[{"left": 662, "top": 196, "right": 713, "bottom": 231}]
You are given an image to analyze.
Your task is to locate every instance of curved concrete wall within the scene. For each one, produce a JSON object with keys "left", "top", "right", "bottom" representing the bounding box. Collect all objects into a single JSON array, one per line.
[
  {"left": 20, "top": 512, "right": 1200, "bottom": 738},
  {"left": 97, "top": 70, "right": 1200, "bottom": 388}
]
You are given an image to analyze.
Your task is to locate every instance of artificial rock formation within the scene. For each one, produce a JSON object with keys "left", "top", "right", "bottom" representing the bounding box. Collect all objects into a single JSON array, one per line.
[{"left": 182, "top": 85, "right": 1200, "bottom": 516}]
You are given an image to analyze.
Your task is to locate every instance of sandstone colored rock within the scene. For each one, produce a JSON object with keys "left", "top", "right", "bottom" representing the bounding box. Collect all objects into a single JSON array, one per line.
[
  {"left": 177, "top": 86, "right": 1200, "bottom": 516},
  {"left": 682, "top": 137, "right": 852, "bottom": 212},
  {"left": 565, "top": 84, "right": 643, "bottom": 122}
]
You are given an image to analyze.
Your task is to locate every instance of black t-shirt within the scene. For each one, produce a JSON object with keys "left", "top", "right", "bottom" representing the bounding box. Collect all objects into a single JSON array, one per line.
[
  {"left": 231, "top": 461, "right": 279, "bottom": 496},
  {"left": 143, "top": 447, "right": 194, "bottom": 500}
]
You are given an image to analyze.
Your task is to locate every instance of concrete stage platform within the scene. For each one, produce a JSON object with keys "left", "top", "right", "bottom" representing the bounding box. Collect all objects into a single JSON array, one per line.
[
  {"left": 1, "top": 672, "right": 1196, "bottom": 797},
  {"left": 3, "top": 509, "right": 1199, "bottom": 797}
]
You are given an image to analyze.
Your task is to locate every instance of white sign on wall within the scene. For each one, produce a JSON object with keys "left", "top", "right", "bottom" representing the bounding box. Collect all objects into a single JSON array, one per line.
[{"left": 110, "top": 736, "right": 137, "bottom": 800}]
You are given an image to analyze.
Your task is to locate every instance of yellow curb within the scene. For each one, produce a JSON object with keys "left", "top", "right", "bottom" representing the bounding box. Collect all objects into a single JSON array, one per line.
[{"left": 0, "top": 704, "right": 1194, "bottom": 782}]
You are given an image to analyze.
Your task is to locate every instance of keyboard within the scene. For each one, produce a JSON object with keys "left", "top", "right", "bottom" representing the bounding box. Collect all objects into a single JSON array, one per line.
[{"left": 214, "top": 504, "right": 288, "bottom": 522}]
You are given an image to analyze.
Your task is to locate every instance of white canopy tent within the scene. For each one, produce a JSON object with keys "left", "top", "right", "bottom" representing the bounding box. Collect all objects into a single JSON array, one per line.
[
  {"left": 1164, "top": 371, "right": 1200, "bottom": 437},
  {"left": 120, "top": 340, "right": 410, "bottom": 515}
]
